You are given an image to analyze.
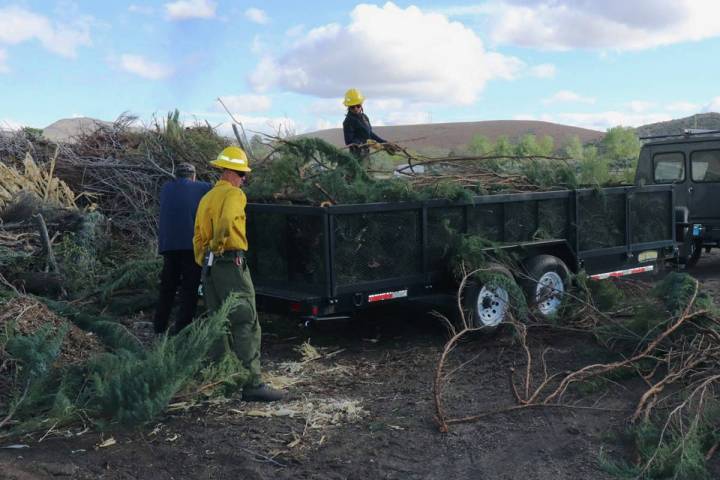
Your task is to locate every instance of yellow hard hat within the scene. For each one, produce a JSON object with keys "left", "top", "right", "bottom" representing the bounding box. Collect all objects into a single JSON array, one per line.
[
  {"left": 210, "top": 146, "right": 251, "bottom": 172},
  {"left": 343, "top": 88, "right": 364, "bottom": 107}
]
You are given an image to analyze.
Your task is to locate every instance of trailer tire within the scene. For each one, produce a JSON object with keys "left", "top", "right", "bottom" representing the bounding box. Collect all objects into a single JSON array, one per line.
[
  {"left": 681, "top": 238, "right": 702, "bottom": 268},
  {"left": 463, "top": 263, "right": 515, "bottom": 329},
  {"left": 520, "top": 255, "right": 570, "bottom": 319}
]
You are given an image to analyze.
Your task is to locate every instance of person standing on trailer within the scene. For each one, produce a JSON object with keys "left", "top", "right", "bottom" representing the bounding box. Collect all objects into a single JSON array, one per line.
[{"left": 342, "top": 88, "right": 396, "bottom": 160}]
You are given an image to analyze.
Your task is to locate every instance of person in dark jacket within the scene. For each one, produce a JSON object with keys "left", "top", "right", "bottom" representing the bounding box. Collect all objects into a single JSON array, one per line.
[
  {"left": 342, "top": 88, "right": 393, "bottom": 160},
  {"left": 154, "top": 162, "right": 211, "bottom": 334}
]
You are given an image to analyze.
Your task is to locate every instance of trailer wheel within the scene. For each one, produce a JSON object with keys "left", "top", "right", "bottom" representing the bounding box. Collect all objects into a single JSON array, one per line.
[
  {"left": 681, "top": 238, "right": 702, "bottom": 268},
  {"left": 520, "top": 255, "right": 570, "bottom": 319},
  {"left": 463, "top": 264, "right": 514, "bottom": 328}
]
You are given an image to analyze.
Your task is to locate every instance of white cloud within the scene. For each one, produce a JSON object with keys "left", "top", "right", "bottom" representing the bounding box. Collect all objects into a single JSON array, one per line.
[
  {"left": 542, "top": 90, "right": 596, "bottom": 105},
  {"left": 0, "top": 5, "right": 91, "bottom": 58},
  {"left": 129, "top": 4, "right": 155, "bottom": 15},
  {"left": 703, "top": 97, "right": 720, "bottom": 112},
  {"left": 120, "top": 54, "right": 172, "bottom": 80},
  {"left": 0, "top": 49, "right": 8, "bottom": 73},
  {"left": 376, "top": 110, "right": 432, "bottom": 126},
  {"left": 245, "top": 7, "right": 269, "bottom": 24},
  {"left": 250, "top": 2, "right": 523, "bottom": 105},
  {"left": 165, "top": 0, "right": 216, "bottom": 20},
  {"left": 529, "top": 63, "right": 555, "bottom": 78},
  {"left": 286, "top": 24, "right": 305, "bottom": 37},
  {"left": 488, "top": 0, "right": 720, "bottom": 51},
  {"left": 627, "top": 100, "right": 656, "bottom": 113},
  {"left": 309, "top": 98, "right": 344, "bottom": 115},
  {"left": 542, "top": 111, "right": 673, "bottom": 130},
  {"left": 250, "top": 35, "right": 265, "bottom": 55},
  {"left": 665, "top": 101, "right": 700, "bottom": 113},
  {"left": 217, "top": 94, "right": 272, "bottom": 114},
  {"left": 315, "top": 118, "right": 340, "bottom": 130}
]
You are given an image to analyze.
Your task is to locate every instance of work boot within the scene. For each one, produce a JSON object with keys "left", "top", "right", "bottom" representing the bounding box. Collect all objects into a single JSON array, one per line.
[{"left": 242, "top": 383, "right": 285, "bottom": 402}]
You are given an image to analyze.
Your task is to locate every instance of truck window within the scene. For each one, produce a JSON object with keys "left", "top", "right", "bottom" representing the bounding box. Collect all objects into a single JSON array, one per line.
[
  {"left": 653, "top": 152, "right": 685, "bottom": 183},
  {"left": 691, "top": 150, "right": 720, "bottom": 182}
]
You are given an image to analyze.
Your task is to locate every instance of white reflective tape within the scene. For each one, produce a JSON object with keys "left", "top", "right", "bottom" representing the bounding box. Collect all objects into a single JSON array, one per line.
[
  {"left": 590, "top": 265, "right": 654, "bottom": 280},
  {"left": 218, "top": 155, "right": 246, "bottom": 164}
]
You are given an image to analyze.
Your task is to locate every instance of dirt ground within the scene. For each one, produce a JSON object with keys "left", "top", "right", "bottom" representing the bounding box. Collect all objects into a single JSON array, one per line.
[{"left": 2, "top": 253, "right": 720, "bottom": 480}]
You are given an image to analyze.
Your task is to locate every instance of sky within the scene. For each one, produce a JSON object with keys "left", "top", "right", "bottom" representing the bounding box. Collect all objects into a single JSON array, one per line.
[{"left": 1, "top": 0, "right": 720, "bottom": 135}]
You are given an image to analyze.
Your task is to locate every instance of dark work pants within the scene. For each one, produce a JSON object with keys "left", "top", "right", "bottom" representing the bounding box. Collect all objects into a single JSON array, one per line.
[{"left": 154, "top": 250, "right": 201, "bottom": 334}]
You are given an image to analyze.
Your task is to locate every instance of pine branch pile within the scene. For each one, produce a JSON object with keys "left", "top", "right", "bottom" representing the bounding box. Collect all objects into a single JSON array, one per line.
[{"left": 0, "top": 294, "right": 244, "bottom": 435}]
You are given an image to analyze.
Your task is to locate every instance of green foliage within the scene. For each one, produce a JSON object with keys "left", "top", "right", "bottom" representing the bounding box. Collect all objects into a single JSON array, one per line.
[
  {"left": 653, "top": 272, "right": 714, "bottom": 315},
  {"left": 562, "top": 135, "right": 584, "bottom": 160},
  {"left": 626, "top": 420, "right": 713, "bottom": 480},
  {"left": 5, "top": 324, "right": 67, "bottom": 382},
  {"left": 21, "top": 127, "right": 43, "bottom": 142},
  {"left": 0, "top": 245, "right": 34, "bottom": 278},
  {"left": 56, "top": 232, "right": 102, "bottom": 295},
  {"left": 600, "top": 127, "right": 641, "bottom": 168},
  {"left": 86, "top": 294, "right": 241, "bottom": 425},
  {"left": 578, "top": 145, "right": 610, "bottom": 186},
  {"left": 98, "top": 258, "right": 161, "bottom": 304},
  {"left": 588, "top": 277, "right": 625, "bottom": 311},
  {"left": 2, "top": 295, "right": 244, "bottom": 433},
  {"left": 42, "top": 298, "right": 144, "bottom": 354},
  {"left": 196, "top": 352, "right": 249, "bottom": 396},
  {"left": 468, "top": 134, "right": 492, "bottom": 156}
]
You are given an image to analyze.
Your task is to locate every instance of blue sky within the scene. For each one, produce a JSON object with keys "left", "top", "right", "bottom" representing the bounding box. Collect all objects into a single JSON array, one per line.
[{"left": 1, "top": 0, "right": 719, "bottom": 135}]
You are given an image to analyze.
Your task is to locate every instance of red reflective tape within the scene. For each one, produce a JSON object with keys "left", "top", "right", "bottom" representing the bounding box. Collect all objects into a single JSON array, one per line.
[
  {"left": 368, "top": 293, "right": 393, "bottom": 302},
  {"left": 590, "top": 265, "right": 654, "bottom": 281}
]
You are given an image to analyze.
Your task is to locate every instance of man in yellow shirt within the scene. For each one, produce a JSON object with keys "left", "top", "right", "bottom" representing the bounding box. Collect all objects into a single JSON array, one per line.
[{"left": 193, "top": 146, "right": 283, "bottom": 402}]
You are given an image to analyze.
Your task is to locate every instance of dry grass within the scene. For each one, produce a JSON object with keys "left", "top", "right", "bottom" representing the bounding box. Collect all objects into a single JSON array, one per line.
[{"left": 0, "top": 153, "right": 76, "bottom": 212}]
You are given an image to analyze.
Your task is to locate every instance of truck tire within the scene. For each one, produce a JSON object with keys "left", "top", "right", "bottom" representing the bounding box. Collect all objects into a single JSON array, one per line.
[
  {"left": 463, "top": 263, "right": 515, "bottom": 329},
  {"left": 520, "top": 255, "right": 570, "bottom": 319}
]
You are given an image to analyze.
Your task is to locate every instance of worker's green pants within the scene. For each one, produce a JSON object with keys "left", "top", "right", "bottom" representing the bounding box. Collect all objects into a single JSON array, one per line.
[{"left": 204, "top": 256, "right": 261, "bottom": 387}]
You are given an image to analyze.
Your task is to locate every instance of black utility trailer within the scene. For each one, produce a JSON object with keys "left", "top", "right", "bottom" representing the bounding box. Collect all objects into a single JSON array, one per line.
[{"left": 247, "top": 185, "right": 676, "bottom": 327}]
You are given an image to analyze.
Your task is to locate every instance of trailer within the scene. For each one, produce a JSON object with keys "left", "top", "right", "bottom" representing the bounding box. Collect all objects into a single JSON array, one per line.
[{"left": 246, "top": 184, "right": 676, "bottom": 327}]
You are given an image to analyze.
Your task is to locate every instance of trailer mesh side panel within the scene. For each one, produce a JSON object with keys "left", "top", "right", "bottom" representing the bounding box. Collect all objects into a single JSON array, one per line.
[
  {"left": 630, "top": 191, "right": 672, "bottom": 244},
  {"left": 333, "top": 210, "right": 422, "bottom": 285},
  {"left": 246, "top": 211, "right": 326, "bottom": 293},
  {"left": 504, "top": 201, "right": 538, "bottom": 242},
  {"left": 578, "top": 192, "right": 626, "bottom": 250},
  {"left": 538, "top": 198, "right": 569, "bottom": 239},
  {"left": 427, "top": 206, "right": 464, "bottom": 270},
  {"left": 468, "top": 204, "right": 502, "bottom": 240}
]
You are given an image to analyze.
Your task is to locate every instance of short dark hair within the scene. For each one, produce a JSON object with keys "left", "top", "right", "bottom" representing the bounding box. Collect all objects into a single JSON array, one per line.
[{"left": 176, "top": 163, "right": 196, "bottom": 178}]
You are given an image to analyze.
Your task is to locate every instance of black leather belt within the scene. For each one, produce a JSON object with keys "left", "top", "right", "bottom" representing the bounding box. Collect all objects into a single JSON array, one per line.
[{"left": 221, "top": 249, "right": 246, "bottom": 258}]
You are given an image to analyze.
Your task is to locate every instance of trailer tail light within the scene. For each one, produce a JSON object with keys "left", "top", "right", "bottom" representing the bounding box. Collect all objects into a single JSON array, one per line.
[
  {"left": 290, "top": 302, "right": 301, "bottom": 312},
  {"left": 590, "top": 265, "right": 654, "bottom": 280},
  {"left": 368, "top": 289, "right": 408, "bottom": 303},
  {"left": 311, "top": 305, "right": 319, "bottom": 316}
]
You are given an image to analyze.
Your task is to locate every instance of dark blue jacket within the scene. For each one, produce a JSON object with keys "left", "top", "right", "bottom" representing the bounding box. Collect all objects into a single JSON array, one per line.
[{"left": 158, "top": 178, "right": 211, "bottom": 253}]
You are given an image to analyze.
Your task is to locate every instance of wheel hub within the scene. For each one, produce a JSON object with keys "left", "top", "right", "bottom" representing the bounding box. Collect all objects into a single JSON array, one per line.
[
  {"left": 535, "top": 271, "right": 564, "bottom": 316},
  {"left": 475, "top": 285, "right": 509, "bottom": 327}
]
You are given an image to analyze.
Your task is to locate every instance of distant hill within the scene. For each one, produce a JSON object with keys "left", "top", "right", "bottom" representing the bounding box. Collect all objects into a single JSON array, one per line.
[
  {"left": 42, "top": 117, "right": 113, "bottom": 142},
  {"left": 303, "top": 120, "right": 605, "bottom": 152},
  {"left": 635, "top": 112, "right": 720, "bottom": 138}
]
